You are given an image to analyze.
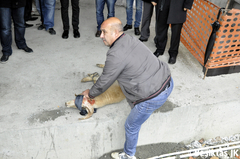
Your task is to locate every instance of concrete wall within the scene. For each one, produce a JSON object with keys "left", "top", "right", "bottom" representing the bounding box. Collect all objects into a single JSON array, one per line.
[{"left": 1, "top": 100, "right": 239, "bottom": 159}]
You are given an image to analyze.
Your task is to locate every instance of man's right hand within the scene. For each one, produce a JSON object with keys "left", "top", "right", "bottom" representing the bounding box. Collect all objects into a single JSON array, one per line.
[{"left": 82, "top": 89, "right": 90, "bottom": 99}]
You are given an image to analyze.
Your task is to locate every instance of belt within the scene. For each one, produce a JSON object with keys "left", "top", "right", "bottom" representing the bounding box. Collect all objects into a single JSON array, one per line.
[{"left": 133, "top": 75, "right": 171, "bottom": 105}]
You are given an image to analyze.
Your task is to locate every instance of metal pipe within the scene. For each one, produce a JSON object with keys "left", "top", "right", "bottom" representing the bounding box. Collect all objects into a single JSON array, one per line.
[{"left": 225, "top": 0, "right": 232, "bottom": 10}]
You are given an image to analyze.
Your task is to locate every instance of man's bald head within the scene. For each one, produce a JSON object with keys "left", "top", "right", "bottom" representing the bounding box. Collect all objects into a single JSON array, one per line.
[
  {"left": 100, "top": 17, "right": 124, "bottom": 47},
  {"left": 102, "top": 17, "right": 123, "bottom": 33}
]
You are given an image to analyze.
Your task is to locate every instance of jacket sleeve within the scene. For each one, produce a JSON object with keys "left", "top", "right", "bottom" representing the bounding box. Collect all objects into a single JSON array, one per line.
[
  {"left": 88, "top": 51, "right": 124, "bottom": 98},
  {"left": 184, "top": 0, "right": 194, "bottom": 10}
]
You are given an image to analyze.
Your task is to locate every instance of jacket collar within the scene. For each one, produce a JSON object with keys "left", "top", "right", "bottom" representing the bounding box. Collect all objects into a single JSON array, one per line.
[{"left": 110, "top": 33, "right": 125, "bottom": 48}]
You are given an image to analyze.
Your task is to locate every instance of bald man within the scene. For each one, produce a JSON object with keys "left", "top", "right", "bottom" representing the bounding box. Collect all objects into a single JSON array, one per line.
[{"left": 82, "top": 17, "right": 173, "bottom": 159}]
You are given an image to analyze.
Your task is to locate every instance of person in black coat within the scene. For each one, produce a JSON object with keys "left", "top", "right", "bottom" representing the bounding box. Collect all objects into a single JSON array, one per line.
[
  {"left": 0, "top": 0, "right": 33, "bottom": 63},
  {"left": 152, "top": 0, "right": 194, "bottom": 64}
]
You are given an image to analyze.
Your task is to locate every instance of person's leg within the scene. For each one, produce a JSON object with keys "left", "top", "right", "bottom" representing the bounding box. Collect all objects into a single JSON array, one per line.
[
  {"left": 12, "top": 7, "right": 27, "bottom": 49},
  {"left": 42, "top": 0, "right": 56, "bottom": 30},
  {"left": 72, "top": 0, "right": 80, "bottom": 30},
  {"left": 124, "top": 78, "right": 174, "bottom": 156},
  {"left": 25, "top": 0, "right": 33, "bottom": 21},
  {"left": 38, "top": 0, "right": 45, "bottom": 29},
  {"left": 134, "top": 0, "right": 142, "bottom": 28},
  {"left": 126, "top": 0, "right": 134, "bottom": 25},
  {"left": 169, "top": 23, "right": 183, "bottom": 58},
  {"left": 95, "top": 0, "right": 105, "bottom": 31},
  {"left": 154, "top": 0, "right": 170, "bottom": 56},
  {"left": 140, "top": 1, "right": 154, "bottom": 40},
  {"left": 106, "top": 0, "right": 116, "bottom": 19},
  {"left": 60, "top": 0, "right": 69, "bottom": 31},
  {"left": 35, "top": 0, "right": 41, "bottom": 15},
  {"left": 0, "top": 8, "right": 12, "bottom": 56},
  {"left": 154, "top": 21, "right": 169, "bottom": 55}
]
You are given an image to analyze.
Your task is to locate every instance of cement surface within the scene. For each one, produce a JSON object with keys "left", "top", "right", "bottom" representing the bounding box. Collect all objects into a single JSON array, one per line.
[{"left": 0, "top": 0, "right": 240, "bottom": 159}]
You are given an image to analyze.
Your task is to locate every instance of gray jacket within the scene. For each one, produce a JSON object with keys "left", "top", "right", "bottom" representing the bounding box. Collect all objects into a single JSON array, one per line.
[{"left": 89, "top": 34, "right": 171, "bottom": 108}]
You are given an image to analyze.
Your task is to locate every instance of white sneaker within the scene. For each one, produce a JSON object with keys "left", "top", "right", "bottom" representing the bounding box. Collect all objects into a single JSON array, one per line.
[{"left": 111, "top": 151, "right": 136, "bottom": 159}]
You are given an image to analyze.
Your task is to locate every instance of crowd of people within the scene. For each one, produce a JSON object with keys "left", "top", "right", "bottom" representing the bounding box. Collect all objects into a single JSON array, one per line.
[
  {"left": 0, "top": 1, "right": 193, "bottom": 158},
  {"left": 0, "top": 0, "right": 193, "bottom": 65}
]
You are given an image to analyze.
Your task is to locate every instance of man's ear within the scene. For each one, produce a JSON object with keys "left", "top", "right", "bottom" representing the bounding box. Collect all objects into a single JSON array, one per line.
[{"left": 114, "top": 30, "right": 119, "bottom": 37}]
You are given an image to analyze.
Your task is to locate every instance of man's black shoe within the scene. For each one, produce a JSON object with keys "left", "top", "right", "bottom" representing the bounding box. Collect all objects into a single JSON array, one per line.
[
  {"left": 134, "top": 27, "right": 141, "bottom": 35},
  {"left": 25, "top": 23, "right": 33, "bottom": 28},
  {"left": 38, "top": 24, "right": 45, "bottom": 30},
  {"left": 123, "top": 24, "right": 132, "bottom": 31},
  {"left": 49, "top": 28, "right": 56, "bottom": 35},
  {"left": 168, "top": 56, "right": 177, "bottom": 64},
  {"left": 154, "top": 50, "right": 164, "bottom": 57},
  {"left": 27, "top": 17, "right": 38, "bottom": 21},
  {"left": 0, "top": 55, "right": 9, "bottom": 63},
  {"left": 22, "top": 46, "right": 33, "bottom": 53},
  {"left": 73, "top": 30, "right": 80, "bottom": 38},
  {"left": 95, "top": 30, "right": 101, "bottom": 37},
  {"left": 139, "top": 37, "right": 148, "bottom": 42},
  {"left": 62, "top": 30, "right": 69, "bottom": 39}
]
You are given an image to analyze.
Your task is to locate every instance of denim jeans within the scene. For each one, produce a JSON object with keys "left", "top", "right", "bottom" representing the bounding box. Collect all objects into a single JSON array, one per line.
[
  {"left": 35, "top": 0, "right": 41, "bottom": 15},
  {"left": 40, "top": 0, "right": 56, "bottom": 30},
  {"left": 124, "top": 77, "right": 174, "bottom": 156},
  {"left": 126, "top": 0, "right": 143, "bottom": 28},
  {"left": 95, "top": 0, "right": 117, "bottom": 31},
  {"left": 0, "top": 7, "right": 27, "bottom": 56}
]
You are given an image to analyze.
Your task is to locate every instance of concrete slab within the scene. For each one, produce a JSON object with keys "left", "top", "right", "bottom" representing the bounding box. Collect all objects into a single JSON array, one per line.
[{"left": 0, "top": 0, "right": 240, "bottom": 159}]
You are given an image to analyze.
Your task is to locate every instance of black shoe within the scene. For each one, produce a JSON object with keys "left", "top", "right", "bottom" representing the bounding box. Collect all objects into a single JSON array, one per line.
[
  {"left": 154, "top": 49, "right": 164, "bottom": 57},
  {"left": 134, "top": 28, "right": 141, "bottom": 35},
  {"left": 168, "top": 56, "right": 177, "bottom": 64},
  {"left": 38, "top": 24, "right": 45, "bottom": 30},
  {"left": 22, "top": 46, "right": 33, "bottom": 53},
  {"left": 48, "top": 28, "right": 56, "bottom": 35},
  {"left": 0, "top": 55, "right": 9, "bottom": 63},
  {"left": 139, "top": 37, "right": 148, "bottom": 42},
  {"left": 123, "top": 24, "right": 132, "bottom": 31},
  {"left": 73, "top": 30, "right": 80, "bottom": 38},
  {"left": 62, "top": 30, "right": 69, "bottom": 39},
  {"left": 25, "top": 23, "right": 33, "bottom": 28},
  {"left": 95, "top": 30, "right": 101, "bottom": 37},
  {"left": 27, "top": 17, "right": 38, "bottom": 21}
]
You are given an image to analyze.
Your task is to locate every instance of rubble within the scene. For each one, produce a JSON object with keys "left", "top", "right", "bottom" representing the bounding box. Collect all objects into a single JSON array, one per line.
[
  {"left": 186, "top": 134, "right": 240, "bottom": 149},
  {"left": 184, "top": 134, "right": 240, "bottom": 159}
]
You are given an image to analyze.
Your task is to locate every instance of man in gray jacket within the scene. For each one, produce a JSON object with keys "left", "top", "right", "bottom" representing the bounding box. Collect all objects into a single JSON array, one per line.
[{"left": 82, "top": 17, "right": 173, "bottom": 159}]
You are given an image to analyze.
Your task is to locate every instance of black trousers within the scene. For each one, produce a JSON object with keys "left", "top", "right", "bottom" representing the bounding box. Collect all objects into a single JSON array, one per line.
[
  {"left": 60, "top": 0, "right": 80, "bottom": 31},
  {"left": 154, "top": 0, "right": 183, "bottom": 57},
  {"left": 24, "top": 0, "right": 33, "bottom": 21}
]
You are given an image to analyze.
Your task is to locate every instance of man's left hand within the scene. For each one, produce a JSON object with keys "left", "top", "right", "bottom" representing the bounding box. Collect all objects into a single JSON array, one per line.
[{"left": 184, "top": 8, "right": 187, "bottom": 11}]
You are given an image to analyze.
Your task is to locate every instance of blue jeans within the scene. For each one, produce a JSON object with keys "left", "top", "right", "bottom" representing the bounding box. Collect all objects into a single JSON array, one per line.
[
  {"left": 126, "top": 0, "right": 143, "bottom": 28},
  {"left": 95, "top": 0, "right": 117, "bottom": 31},
  {"left": 40, "top": 0, "right": 56, "bottom": 30},
  {"left": 124, "top": 77, "right": 174, "bottom": 156},
  {"left": 35, "top": 0, "right": 41, "bottom": 15},
  {"left": 0, "top": 7, "right": 27, "bottom": 56}
]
